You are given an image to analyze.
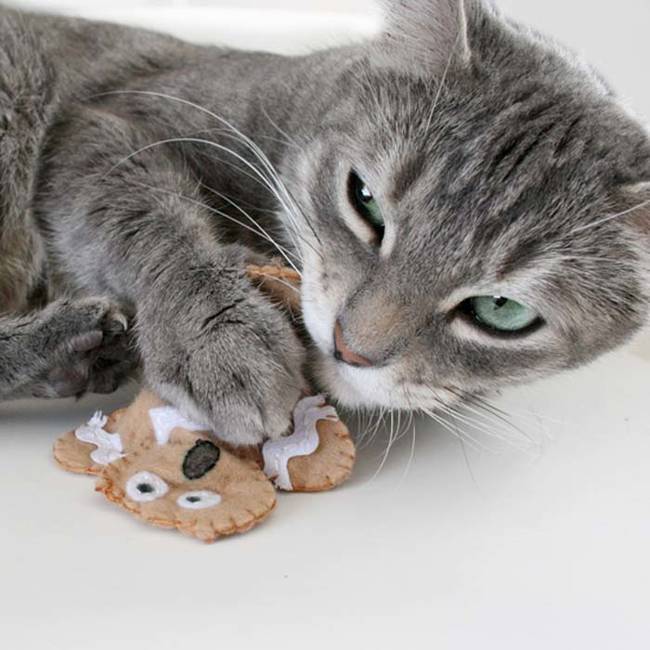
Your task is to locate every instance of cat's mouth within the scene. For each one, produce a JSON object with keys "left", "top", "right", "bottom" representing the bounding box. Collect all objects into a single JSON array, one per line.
[{"left": 310, "top": 350, "right": 400, "bottom": 409}]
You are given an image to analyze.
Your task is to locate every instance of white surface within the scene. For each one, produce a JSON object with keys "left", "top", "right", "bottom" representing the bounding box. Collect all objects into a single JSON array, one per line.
[
  {"left": 2, "top": 349, "right": 649, "bottom": 649},
  {"left": 1, "top": 2, "right": 649, "bottom": 649}
]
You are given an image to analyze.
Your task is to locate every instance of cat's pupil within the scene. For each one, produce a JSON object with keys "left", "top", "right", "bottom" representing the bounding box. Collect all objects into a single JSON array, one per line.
[
  {"left": 494, "top": 297, "right": 508, "bottom": 308},
  {"left": 186, "top": 496, "right": 201, "bottom": 503},
  {"left": 348, "top": 171, "right": 385, "bottom": 243},
  {"left": 359, "top": 185, "right": 373, "bottom": 202}
]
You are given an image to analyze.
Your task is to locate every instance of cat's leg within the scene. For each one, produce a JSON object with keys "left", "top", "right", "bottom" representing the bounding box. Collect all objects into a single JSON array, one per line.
[
  {"left": 0, "top": 9, "right": 57, "bottom": 312},
  {"left": 0, "top": 297, "right": 136, "bottom": 400},
  {"left": 38, "top": 107, "right": 306, "bottom": 446}
]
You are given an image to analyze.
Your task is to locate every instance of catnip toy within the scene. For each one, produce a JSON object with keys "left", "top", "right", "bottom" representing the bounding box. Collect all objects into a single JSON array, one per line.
[{"left": 53, "top": 266, "right": 356, "bottom": 543}]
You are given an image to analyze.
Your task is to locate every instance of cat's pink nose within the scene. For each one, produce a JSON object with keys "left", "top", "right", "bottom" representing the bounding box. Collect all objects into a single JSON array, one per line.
[{"left": 334, "top": 321, "right": 374, "bottom": 368}]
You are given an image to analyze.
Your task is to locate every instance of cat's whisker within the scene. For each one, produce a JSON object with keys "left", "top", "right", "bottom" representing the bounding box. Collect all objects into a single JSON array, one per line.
[
  {"left": 359, "top": 406, "right": 388, "bottom": 451},
  {"left": 420, "top": 406, "right": 487, "bottom": 454},
  {"left": 472, "top": 392, "right": 561, "bottom": 428},
  {"left": 448, "top": 388, "right": 541, "bottom": 444},
  {"left": 97, "top": 90, "right": 323, "bottom": 254},
  {"left": 445, "top": 388, "right": 545, "bottom": 450},
  {"left": 423, "top": 32, "right": 460, "bottom": 133},
  {"left": 210, "top": 128, "right": 321, "bottom": 252},
  {"left": 571, "top": 198, "right": 650, "bottom": 234},
  {"left": 421, "top": 385, "right": 539, "bottom": 453},
  {"left": 259, "top": 103, "right": 304, "bottom": 151},
  {"left": 199, "top": 182, "right": 304, "bottom": 271},
  {"left": 394, "top": 410, "right": 415, "bottom": 445},
  {"left": 355, "top": 407, "right": 379, "bottom": 448},
  {"left": 252, "top": 273, "right": 301, "bottom": 296},
  {"left": 372, "top": 408, "right": 414, "bottom": 479},
  {"left": 130, "top": 179, "right": 300, "bottom": 273},
  {"left": 180, "top": 124, "right": 295, "bottom": 151},
  {"left": 400, "top": 419, "right": 418, "bottom": 482},
  {"left": 370, "top": 409, "right": 398, "bottom": 480},
  {"left": 438, "top": 403, "right": 537, "bottom": 454},
  {"left": 412, "top": 385, "right": 485, "bottom": 474},
  {"left": 458, "top": 436, "right": 480, "bottom": 490},
  {"left": 104, "top": 134, "right": 312, "bottom": 258}
]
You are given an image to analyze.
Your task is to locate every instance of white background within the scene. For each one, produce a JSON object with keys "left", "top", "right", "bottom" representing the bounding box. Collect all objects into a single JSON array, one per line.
[{"left": 1, "top": 2, "right": 649, "bottom": 649}]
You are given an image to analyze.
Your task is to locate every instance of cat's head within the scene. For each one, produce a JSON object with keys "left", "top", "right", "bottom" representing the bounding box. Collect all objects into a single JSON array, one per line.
[{"left": 281, "top": 0, "right": 650, "bottom": 412}]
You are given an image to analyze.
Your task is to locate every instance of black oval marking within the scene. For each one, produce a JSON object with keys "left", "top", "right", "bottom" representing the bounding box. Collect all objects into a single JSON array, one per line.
[{"left": 182, "top": 440, "right": 221, "bottom": 480}]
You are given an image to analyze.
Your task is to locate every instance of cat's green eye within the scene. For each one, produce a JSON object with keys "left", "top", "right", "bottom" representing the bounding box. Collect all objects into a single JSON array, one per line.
[
  {"left": 461, "top": 296, "right": 541, "bottom": 334},
  {"left": 348, "top": 171, "right": 385, "bottom": 241}
]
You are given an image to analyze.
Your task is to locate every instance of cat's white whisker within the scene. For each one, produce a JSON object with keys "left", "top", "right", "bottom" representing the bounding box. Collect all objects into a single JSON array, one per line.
[
  {"left": 450, "top": 389, "right": 543, "bottom": 444},
  {"left": 97, "top": 90, "right": 322, "bottom": 255},
  {"left": 420, "top": 406, "right": 487, "bottom": 454},
  {"left": 571, "top": 198, "right": 650, "bottom": 234},
  {"left": 370, "top": 409, "right": 397, "bottom": 480},
  {"left": 104, "top": 134, "right": 310, "bottom": 257},
  {"left": 400, "top": 418, "right": 418, "bottom": 482},
  {"left": 259, "top": 103, "right": 303, "bottom": 151},
  {"left": 252, "top": 273, "right": 301, "bottom": 296},
  {"left": 423, "top": 33, "right": 459, "bottom": 133},
  {"left": 131, "top": 179, "right": 300, "bottom": 273},
  {"left": 421, "top": 385, "right": 539, "bottom": 454},
  {"left": 438, "top": 403, "right": 537, "bottom": 454},
  {"left": 200, "top": 183, "right": 303, "bottom": 271}
]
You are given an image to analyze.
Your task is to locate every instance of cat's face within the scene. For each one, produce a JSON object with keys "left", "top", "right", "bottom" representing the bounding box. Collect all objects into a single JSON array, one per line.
[{"left": 282, "top": 0, "right": 650, "bottom": 412}]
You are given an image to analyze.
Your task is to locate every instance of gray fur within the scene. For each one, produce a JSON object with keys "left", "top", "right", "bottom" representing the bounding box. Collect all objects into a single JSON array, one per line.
[{"left": 0, "top": 1, "right": 648, "bottom": 445}]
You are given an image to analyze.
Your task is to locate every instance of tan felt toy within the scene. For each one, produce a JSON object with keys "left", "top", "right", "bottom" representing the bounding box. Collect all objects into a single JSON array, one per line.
[{"left": 53, "top": 266, "right": 356, "bottom": 543}]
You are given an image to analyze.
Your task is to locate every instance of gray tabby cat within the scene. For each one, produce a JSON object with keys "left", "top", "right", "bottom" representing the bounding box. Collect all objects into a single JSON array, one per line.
[{"left": 0, "top": 0, "right": 648, "bottom": 446}]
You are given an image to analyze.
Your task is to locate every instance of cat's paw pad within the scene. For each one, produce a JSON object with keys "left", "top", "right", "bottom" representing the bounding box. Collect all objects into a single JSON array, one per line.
[{"left": 33, "top": 298, "right": 135, "bottom": 398}]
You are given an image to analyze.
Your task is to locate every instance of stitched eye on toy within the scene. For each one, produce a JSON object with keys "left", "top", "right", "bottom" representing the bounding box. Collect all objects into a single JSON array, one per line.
[
  {"left": 182, "top": 440, "right": 221, "bottom": 480},
  {"left": 126, "top": 471, "right": 169, "bottom": 503},
  {"left": 347, "top": 170, "right": 385, "bottom": 244},
  {"left": 458, "top": 296, "right": 543, "bottom": 336},
  {"left": 177, "top": 490, "right": 223, "bottom": 510}
]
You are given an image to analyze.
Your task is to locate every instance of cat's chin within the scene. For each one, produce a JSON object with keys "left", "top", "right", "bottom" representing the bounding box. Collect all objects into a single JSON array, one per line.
[{"left": 309, "top": 351, "right": 409, "bottom": 411}]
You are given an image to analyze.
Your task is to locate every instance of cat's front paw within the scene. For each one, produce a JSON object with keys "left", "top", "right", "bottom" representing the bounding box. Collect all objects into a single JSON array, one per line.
[
  {"left": 141, "top": 285, "right": 307, "bottom": 447},
  {"left": 199, "top": 355, "right": 307, "bottom": 447}
]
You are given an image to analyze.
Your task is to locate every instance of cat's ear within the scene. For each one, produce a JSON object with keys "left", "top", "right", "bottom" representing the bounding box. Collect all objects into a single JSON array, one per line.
[{"left": 374, "top": 0, "right": 472, "bottom": 75}]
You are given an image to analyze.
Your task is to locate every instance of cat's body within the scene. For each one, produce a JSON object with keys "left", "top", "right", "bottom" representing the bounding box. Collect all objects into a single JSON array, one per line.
[{"left": 0, "top": 1, "right": 648, "bottom": 446}]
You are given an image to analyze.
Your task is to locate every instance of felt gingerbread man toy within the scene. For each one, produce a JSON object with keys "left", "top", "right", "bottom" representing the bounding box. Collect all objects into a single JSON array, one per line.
[{"left": 53, "top": 266, "right": 356, "bottom": 543}]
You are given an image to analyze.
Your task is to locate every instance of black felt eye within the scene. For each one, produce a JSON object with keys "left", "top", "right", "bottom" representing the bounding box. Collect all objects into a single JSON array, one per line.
[
  {"left": 137, "top": 483, "right": 155, "bottom": 494},
  {"left": 182, "top": 440, "right": 221, "bottom": 480}
]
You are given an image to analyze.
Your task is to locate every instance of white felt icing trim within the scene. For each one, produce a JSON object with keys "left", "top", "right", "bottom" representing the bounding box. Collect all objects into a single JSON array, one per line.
[
  {"left": 149, "top": 406, "right": 206, "bottom": 446},
  {"left": 262, "top": 395, "right": 340, "bottom": 491},
  {"left": 177, "top": 490, "right": 222, "bottom": 510},
  {"left": 74, "top": 412, "right": 124, "bottom": 466}
]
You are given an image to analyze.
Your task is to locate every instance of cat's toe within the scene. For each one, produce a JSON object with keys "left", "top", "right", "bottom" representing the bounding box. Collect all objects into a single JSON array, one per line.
[
  {"left": 87, "top": 358, "right": 138, "bottom": 394},
  {"left": 32, "top": 298, "right": 137, "bottom": 398}
]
